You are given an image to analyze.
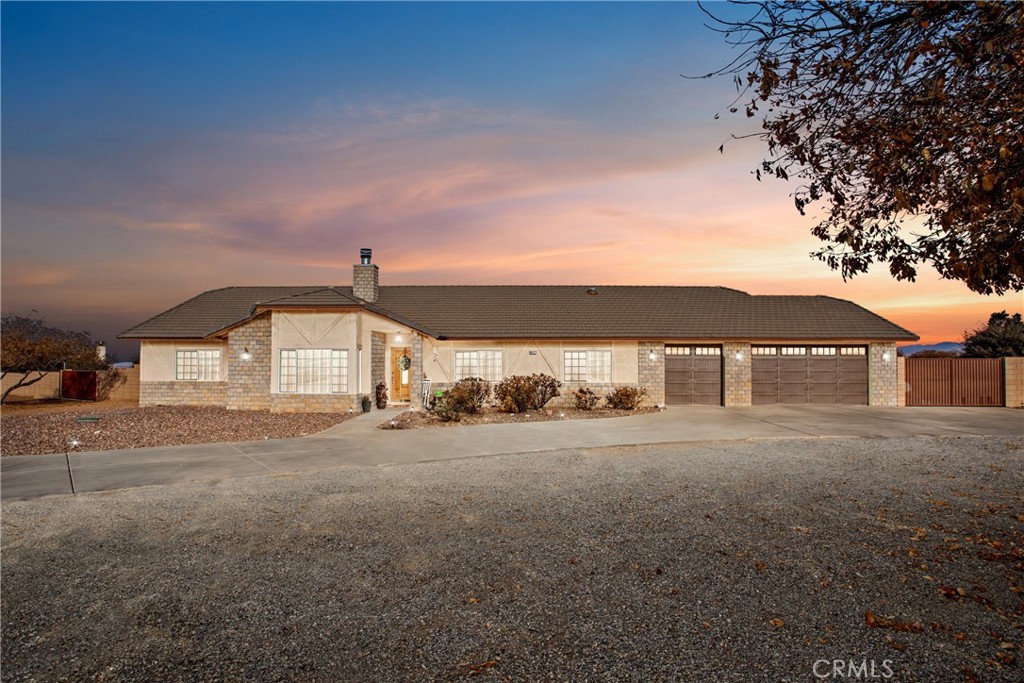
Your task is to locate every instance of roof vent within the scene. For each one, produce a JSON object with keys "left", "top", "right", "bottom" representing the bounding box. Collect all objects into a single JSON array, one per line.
[
  {"left": 586, "top": 287, "right": 598, "bottom": 296},
  {"left": 359, "top": 248, "right": 372, "bottom": 265}
]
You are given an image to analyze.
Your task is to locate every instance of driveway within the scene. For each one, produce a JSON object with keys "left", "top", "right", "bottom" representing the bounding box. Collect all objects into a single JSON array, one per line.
[{"left": 1, "top": 405, "right": 1020, "bottom": 500}]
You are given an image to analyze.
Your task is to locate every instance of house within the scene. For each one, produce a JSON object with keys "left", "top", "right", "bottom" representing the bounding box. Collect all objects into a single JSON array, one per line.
[{"left": 119, "top": 248, "right": 918, "bottom": 411}]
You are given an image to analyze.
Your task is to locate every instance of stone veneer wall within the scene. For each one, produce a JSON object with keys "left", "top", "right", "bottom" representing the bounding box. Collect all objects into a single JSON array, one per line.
[
  {"left": 139, "top": 381, "right": 227, "bottom": 406},
  {"left": 352, "top": 263, "right": 379, "bottom": 302},
  {"left": 723, "top": 342, "right": 752, "bottom": 407},
  {"left": 897, "top": 356, "right": 907, "bottom": 407},
  {"left": 410, "top": 334, "right": 424, "bottom": 409},
  {"left": 371, "top": 332, "right": 386, "bottom": 399},
  {"left": 1005, "top": 357, "right": 1024, "bottom": 409},
  {"left": 869, "top": 342, "right": 899, "bottom": 406},
  {"left": 271, "top": 394, "right": 358, "bottom": 413},
  {"left": 638, "top": 342, "right": 665, "bottom": 407},
  {"left": 227, "top": 313, "right": 272, "bottom": 411}
]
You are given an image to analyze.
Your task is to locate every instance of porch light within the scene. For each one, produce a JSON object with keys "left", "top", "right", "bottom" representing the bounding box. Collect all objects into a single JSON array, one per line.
[
  {"left": 395, "top": 333, "right": 403, "bottom": 343},
  {"left": 735, "top": 351, "right": 744, "bottom": 362},
  {"left": 240, "top": 347, "right": 252, "bottom": 361},
  {"left": 648, "top": 351, "right": 658, "bottom": 361},
  {"left": 882, "top": 352, "right": 892, "bottom": 362}
]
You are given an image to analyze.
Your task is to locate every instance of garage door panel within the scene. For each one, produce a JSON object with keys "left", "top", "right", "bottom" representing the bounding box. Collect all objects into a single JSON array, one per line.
[
  {"left": 665, "top": 346, "right": 722, "bottom": 406},
  {"left": 752, "top": 345, "right": 867, "bottom": 405}
]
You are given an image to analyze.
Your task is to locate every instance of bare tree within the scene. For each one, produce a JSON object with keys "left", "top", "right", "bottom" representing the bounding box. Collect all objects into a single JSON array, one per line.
[{"left": 699, "top": 1, "right": 1023, "bottom": 295}]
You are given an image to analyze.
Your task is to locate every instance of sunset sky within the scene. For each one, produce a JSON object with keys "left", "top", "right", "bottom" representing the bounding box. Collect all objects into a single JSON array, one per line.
[{"left": 3, "top": 2, "right": 1018, "bottom": 360}]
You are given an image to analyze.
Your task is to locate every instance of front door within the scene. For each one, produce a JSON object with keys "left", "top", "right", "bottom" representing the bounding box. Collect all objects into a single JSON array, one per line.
[{"left": 391, "top": 347, "right": 412, "bottom": 401}]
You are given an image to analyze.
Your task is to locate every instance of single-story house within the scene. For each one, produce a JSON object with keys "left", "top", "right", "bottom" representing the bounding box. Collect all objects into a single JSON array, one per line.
[{"left": 119, "top": 249, "right": 918, "bottom": 411}]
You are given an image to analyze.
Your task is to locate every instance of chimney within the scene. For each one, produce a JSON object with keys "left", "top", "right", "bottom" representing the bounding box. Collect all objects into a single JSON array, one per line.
[
  {"left": 96, "top": 342, "right": 107, "bottom": 361},
  {"left": 352, "top": 247, "right": 379, "bottom": 302}
]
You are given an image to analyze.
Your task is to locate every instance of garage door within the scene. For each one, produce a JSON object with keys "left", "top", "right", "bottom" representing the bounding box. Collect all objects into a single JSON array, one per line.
[
  {"left": 665, "top": 345, "right": 722, "bottom": 405},
  {"left": 752, "top": 346, "right": 867, "bottom": 405}
]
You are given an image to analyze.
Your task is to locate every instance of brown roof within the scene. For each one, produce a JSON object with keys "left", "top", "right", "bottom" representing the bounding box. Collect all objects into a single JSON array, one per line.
[{"left": 119, "top": 285, "right": 917, "bottom": 341}]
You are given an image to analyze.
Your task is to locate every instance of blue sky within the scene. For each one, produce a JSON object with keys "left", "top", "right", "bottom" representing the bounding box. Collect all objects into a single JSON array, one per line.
[{"left": 2, "top": 2, "right": 1015, "bottom": 359}]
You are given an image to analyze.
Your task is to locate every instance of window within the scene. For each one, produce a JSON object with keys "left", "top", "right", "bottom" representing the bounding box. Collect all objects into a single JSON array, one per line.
[
  {"left": 665, "top": 346, "right": 690, "bottom": 356},
  {"left": 280, "top": 349, "right": 348, "bottom": 394},
  {"left": 811, "top": 347, "right": 837, "bottom": 356},
  {"left": 454, "top": 350, "right": 502, "bottom": 381},
  {"left": 694, "top": 347, "right": 721, "bottom": 356},
  {"left": 564, "top": 350, "right": 612, "bottom": 383},
  {"left": 840, "top": 347, "right": 866, "bottom": 356},
  {"left": 176, "top": 350, "right": 220, "bottom": 381},
  {"left": 751, "top": 346, "right": 776, "bottom": 356},
  {"left": 781, "top": 347, "right": 807, "bottom": 356}
]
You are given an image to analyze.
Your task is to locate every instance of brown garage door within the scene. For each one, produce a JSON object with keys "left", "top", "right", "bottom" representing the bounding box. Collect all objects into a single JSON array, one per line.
[
  {"left": 752, "top": 346, "right": 868, "bottom": 405},
  {"left": 665, "top": 345, "right": 722, "bottom": 406}
]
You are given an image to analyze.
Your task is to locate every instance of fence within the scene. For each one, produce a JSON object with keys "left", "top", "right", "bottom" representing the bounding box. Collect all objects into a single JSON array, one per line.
[
  {"left": 1, "top": 367, "right": 140, "bottom": 403},
  {"left": 904, "top": 357, "right": 1005, "bottom": 407}
]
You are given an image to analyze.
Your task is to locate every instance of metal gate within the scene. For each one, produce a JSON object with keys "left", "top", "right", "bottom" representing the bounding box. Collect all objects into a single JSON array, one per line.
[
  {"left": 61, "top": 370, "right": 98, "bottom": 401},
  {"left": 752, "top": 346, "right": 868, "bottom": 405},
  {"left": 665, "top": 345, "right": 722, "bottom": 405},
  {"left": 905, "top": 357, "right": 1004, "bottom": 406}
]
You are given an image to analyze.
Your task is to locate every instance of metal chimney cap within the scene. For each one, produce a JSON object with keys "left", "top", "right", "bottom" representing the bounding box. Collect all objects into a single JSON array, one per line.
[
  {"left": 586, "top": 287, "right": 599, "bottom": 296},
  {"left": 359, "top": 248, "right": 372, "bottom": 265}
]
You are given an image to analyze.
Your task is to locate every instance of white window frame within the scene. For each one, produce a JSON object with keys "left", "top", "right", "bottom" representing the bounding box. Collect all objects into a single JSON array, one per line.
[
  {"left": 563, "top": 350, "right": 612, "bottom": 383},
  {"left": 453, "top": 350, "right": 502, "bottom": 382},
  {"left": 279, "top": 349, "right": 348, "bottom": 394},
  {"left": 840, "top": 346, "right": 866, "bottom": 356},
  {"left": 751, "top": 346, "right": 776, "bottom": 356},
  {"left": 175, "top": 349, "right": 221, "bottom": 381}
]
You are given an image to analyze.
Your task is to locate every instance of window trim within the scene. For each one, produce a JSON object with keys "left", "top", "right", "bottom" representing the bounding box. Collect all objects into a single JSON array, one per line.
[
  {"left": 175, "top": 349, "right": 221, "bottom": 381},
  {"left": 563, "top": 349, "right": 612, "bottom": 383},
  {"left": 279, "top": 348, "right": 349, "bottom": 394}
]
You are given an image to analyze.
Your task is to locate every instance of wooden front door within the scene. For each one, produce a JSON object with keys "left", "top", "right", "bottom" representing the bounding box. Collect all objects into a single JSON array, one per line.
[{"left": 391, "top": 347, "right": 412, "bottom": 401}]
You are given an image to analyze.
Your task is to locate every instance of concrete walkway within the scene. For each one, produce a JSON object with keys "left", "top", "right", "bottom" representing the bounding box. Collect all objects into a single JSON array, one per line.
[{"left": 1, "top": 406, "right": 1021, "bottom": 500}]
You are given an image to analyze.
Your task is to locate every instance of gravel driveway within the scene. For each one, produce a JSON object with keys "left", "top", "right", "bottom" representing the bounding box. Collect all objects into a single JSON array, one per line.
[{"left": 2, "top": 435, "right": 1021, "bottom": 681}]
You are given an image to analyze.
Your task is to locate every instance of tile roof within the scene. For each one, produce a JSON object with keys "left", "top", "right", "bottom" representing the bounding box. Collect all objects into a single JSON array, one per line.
[{"left": 119, "top": 285, "right": 917, "bottom": 341}]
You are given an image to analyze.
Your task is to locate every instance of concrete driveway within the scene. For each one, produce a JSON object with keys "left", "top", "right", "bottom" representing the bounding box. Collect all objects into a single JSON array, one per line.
[{"left": 1, "top": 405, "right": 1020, "bottom": 500}]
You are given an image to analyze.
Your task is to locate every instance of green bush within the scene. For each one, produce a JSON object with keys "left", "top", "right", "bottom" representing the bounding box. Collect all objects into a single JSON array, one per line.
[
  {"left": 494, "top": 373, "right": 561, "bottom": 413},
  {"left": 428, "top": 377, "right": 491, "bottom": 421},
  {"left": 573, "top": 387, "right": 600, "bottom": 410},
  {"left": 605, "top": 386, "right": 647, "bottom": 410}
]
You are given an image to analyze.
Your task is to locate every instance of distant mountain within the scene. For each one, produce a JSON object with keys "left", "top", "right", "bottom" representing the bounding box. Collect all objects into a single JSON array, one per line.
[{"left": 898, "top": 341, "right": 963, "bottom": 356}]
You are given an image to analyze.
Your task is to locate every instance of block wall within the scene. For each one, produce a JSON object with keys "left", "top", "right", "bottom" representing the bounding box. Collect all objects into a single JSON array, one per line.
[
  {"left": 371, "top": 331, "right": 386, "bottom": 400},
  {"left": 638, "top": 342, "right": 665, "bottom": 407},
  {"left": 410, "top": 334, "right": 424, "bottom": 409},
  {"left": 227, "top": 313, "right": 272, "bottom": 411},
  {"left": 352, "top": 264, "right": 379, "bottom": 303},
  {"left": 869, "top": 342, "right": 899, "bottom": 406},
  {"left": 723, "top": 342, "right": 752, "bottom": 407},
  {"left": 270, "top": 394, "right": 359, "bottom": 414},
  {"left": 897, "top": 356, "right": 907, "bottom": 407}
]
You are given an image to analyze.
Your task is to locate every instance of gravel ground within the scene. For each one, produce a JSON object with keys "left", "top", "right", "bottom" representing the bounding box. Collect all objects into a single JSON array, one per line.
[
  {"left": 0, "top": 406, "right": 354, "bottom": 456},
  {"left": 2, "top": 435, "right": 1022, "bottom": 682}
]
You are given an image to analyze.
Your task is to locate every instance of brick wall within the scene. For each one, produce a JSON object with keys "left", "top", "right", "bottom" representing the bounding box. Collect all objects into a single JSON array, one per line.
[
  {"left": 638, "top": 342, "right": 665, "bottom": 406},
  {"left": 139, "top": 381, "right": 227, "bottom": 406},
  {"left": 227, "top": 313, "right": 272, "bottom": 411},
  {"left": 723, "top": 342, "right": 752, "bottom": 407},
  {"left": 869, "top": 342, "right": 899, "bottom": 406},
  {"left": 1005, "top": 357, "right": 1024, "bottom": 409}
]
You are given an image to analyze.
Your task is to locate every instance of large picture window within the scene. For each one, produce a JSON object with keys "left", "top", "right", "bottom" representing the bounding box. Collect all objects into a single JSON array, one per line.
[
  {"left": 176, "top": 350, "right": 221, "bottom": 381},
  {"left": 563, "top": 350, "right": 612, "bottom": 383},
  {"left": 454, "top": 350, "right": 502, "bottom": 382},
  {"left": 280, "top": 349, "right": 348, "bottom": 394}
]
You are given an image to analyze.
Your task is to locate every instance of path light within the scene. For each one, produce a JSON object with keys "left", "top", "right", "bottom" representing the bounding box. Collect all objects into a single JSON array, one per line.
[
  {"left": 240, "top": 347, "right": 252, "bottom": 361},
  {"left": 65, "top": 438, "right": 80, "bottom": 495}
]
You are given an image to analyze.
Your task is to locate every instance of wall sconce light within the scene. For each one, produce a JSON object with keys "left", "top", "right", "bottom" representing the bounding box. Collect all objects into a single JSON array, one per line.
[
  {"left": 240, "top": 347, "right": 252, "bottom": 361},
  {"left": 882, "top": 351, "right": 892, "bottom": 362},
  {"left": 395, "top": 333, "right": 403, "bottom": 343},
  {"left": 735, "top": 351, "right": 744, "bottom": 362},
  {"left": 648, "top": 351, "right": 658, "bottom": 361}
]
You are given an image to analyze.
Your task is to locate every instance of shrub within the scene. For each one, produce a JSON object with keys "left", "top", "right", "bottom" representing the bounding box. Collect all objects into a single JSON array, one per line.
[
  {"left": 573, "top": 387, "right": 600, "bottom": 410},
  {"left": 605, "top": 386, "right": 647, "bottom": 410},
  {"left": 428, "top": 377, "right": 491, "bottom": 421},
  {"left": 494, "top": 374, "right": 561, "bottom": 413}
]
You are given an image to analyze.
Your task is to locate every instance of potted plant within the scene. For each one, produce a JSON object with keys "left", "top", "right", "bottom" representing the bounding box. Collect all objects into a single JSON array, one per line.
[
  {"left": 360, "top": 395, "right": 372, "bottom": 413},
  {"left": 375, "top": 382, "right": 388, "bottom": 409}
]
